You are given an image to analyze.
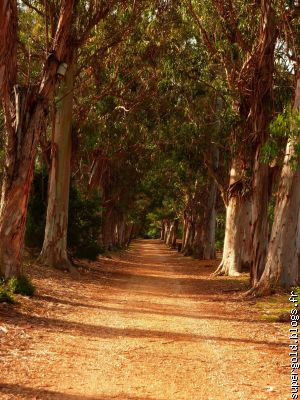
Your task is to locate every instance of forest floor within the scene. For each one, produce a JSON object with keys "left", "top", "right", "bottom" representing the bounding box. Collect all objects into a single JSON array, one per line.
[{"left": 0, "top": 240, "right": 290, "bottom": 400}]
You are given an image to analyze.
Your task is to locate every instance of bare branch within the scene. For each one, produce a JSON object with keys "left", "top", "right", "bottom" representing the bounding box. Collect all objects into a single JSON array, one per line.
[{"left": 21, "top": 0, "right": 44, "bottom": 16}]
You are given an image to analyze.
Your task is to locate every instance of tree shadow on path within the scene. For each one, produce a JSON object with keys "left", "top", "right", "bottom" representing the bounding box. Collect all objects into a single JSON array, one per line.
[{"left": 0, "top": 384, "right": 158, "bottom": 400}]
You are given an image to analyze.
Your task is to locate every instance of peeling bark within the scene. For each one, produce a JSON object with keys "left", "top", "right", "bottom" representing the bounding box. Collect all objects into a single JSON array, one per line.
[
  {"left": 39, "top": 60, "right": 74, "bottom": 270},
  {"left": 248, "top": 76, "right": 300, "bottom": 295},
  {"left": 250, "top": 153, "right": 269, "bottom": 285},
  {"left": 0, "top": 0, "right": 74, "bottom": 278}
]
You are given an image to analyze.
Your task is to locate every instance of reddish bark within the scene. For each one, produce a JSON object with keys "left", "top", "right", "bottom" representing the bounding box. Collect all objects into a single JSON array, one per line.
[{"left": 0, "top": 0, "right": 74, "bottom": 277}]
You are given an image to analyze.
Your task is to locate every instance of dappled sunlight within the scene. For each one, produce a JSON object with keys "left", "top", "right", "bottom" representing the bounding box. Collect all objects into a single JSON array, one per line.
[{"left": 0, "top": 240, "right": 287, "bottom": 400}]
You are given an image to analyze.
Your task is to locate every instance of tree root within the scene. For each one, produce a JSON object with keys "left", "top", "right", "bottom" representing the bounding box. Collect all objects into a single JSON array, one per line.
[
  {"left": 37, "top": 253, "right": 75, "bottom": 274},
  {"left": 211, "top": 263, "right": 225, "bottom": 277},
  {"left": 243, "top": 283, "right": 272, "bottom": 298}
]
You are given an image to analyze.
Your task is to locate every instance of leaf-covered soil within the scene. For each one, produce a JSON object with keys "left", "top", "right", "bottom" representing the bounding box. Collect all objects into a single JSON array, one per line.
[{"left": 0, "top": 240, "right": 289, "bottom": 399}]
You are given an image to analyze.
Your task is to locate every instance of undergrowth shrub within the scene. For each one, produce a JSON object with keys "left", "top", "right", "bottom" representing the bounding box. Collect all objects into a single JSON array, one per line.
[
  {"left": 0, "top": 287, "right": 15, "bottom": 304},
  {"left": 68, "top": 185, "right": 104, "bottom": 260},
  {"left": 8, "top": 275, "right": 35, "bottom": 296}
]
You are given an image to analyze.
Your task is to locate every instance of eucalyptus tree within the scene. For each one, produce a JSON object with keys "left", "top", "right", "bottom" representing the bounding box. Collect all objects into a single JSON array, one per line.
[
  {"left": 74, "top": 4, "right": 171, "bottom": 249},
  {"left": 185, "top": 0, "right": 300, "bottom": 283},
  {"left": 39, "top": 0, "right": 138, "bottom": 269},
  {"left": 248, "top": 8, "right": 300, "bottom": 294},
  {"left": 0, "top": 0, "right": 135, "bottom": 277},
  {"left": 0, "top": 0, "right": 74, "bottom": 278}
]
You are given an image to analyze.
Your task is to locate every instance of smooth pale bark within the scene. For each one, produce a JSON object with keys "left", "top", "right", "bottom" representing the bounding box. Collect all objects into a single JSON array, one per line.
[
  {"left": 248, "top": 76, "right": 300, "bottom": 294},
  {"left": 164, "top": 220, "right": 171, "bottom": 244},
  {"left": 171, "top": 219, "right": 179, "bottom": 248},
  {"left": 166, "top": 221, "right": 174, "bottom": 247},
  {"left": 39, "top": 61, "right": 74, "bottom": 270},
  {"left": 181, "top": 216, "right": 188, "bottom": 250},
  {"left": 0, "top": 0, "right": 74, "bottom": 278},
  {"left": 166, "top": 220, "right": 178, "bottom": 248},
  {"left": 213, "top": 159, "right": 252, "bottom": 276},
  {"left": 214, "top": 195, "right": 252, "bottom": 276},
  {"left": 182, "top": 219, "right": 194, "bottom": 256}
]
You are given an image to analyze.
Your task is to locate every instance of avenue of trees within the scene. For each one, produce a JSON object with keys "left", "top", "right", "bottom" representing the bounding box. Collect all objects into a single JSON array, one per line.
[{"left": 0, "top": 0, "right": 299, "bottom": 297}]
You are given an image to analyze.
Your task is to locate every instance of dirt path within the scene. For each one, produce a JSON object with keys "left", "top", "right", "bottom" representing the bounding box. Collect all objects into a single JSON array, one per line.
[{"left": 0, "top": 240, "right": 288, "bottom": 399}]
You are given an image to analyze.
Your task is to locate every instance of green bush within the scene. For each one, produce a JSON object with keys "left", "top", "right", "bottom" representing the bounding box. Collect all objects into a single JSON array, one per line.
[
  {"left": 68, "top": 185, "right": 104, "bottom": 260},
  {"left": 0, "top": 287, "right": 15, "bottom": 304},
  {"left": 26, "top": 171, "right": 104, "bottom": 260},
  {"left": 7, "top": 275, "right": 35, "bottom": 296},
  {"left": 293, "top": 287, "right": 300, "bottom": 298}
]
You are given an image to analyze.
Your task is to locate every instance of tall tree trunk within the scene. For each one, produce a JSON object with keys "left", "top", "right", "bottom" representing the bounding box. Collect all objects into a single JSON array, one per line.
[
  {"left": 125, "top": 223, "right": 134, "bottom": 246},
  {"left": 201, "top": 179, "right": 217, "bottom": 260},
  {"left": 0, "top": 0, "right": 74, "bottom": 278},
  {"left": 181, "top": 214, "right": 188, "bottom": 250},
  {"left": 183, "top": 220, "right": 195, "bottom": 256},
  {"left": 248, "top": 0, "right": 277, "bottom": 285},
  {"left": 160, "top": 222, "right": 165, "bottom": 240},
  {"left": 39, "top": 61, "right": 74, "bottom": 269},
  {"left": 118, "top": 217, "right": 126, "bottom": 247},
  {"left": 0, "top": 88, "right": 44, "bottom": 277},
  {"left": 248, "top": 75, "right": 300, "bottom": 295},
  {"left": 171, "top": 219, "right": 179, "bottom": 248},
  {"left": 250, "top": 153, "right": 269, "bottom": 284},
  {"left": 164, "top": 220, "right": 171, "bottom": 244},
  {"left": 213, "top": 160, "right": 252, "bottom": 276},
  {"left": 192, "top": 214, "right": 203, "bottom": 258},
  {"left": 214, "top": 195, "right": 252, "bottom": 276},
  {"left": 193, "top": 178, "right": 218, "bottom": 260},
  {"left": 166, "top": 221, "right": 175, "bottom": 247},
  {"left": 165, "top": 220, "right": 178, "bottom": 248}
]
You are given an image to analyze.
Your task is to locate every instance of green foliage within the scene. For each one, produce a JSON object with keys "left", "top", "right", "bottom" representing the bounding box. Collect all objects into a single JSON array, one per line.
[
  {"left": 68, "top": 185, "right": 104, "bottom": 260},
  {"left": 17, "top": 0, "right": 298, "bottom": 269},
  {"left": 7, "top": 275, "right": 35, "bottom": 297},
  {"left": 269, "top": 106, "right": 298, "bottom": 138},
  {"left": 293, "top": 287, "right": 300, "bottom": 299},
  {"left": 0, "top": 286, "right": 15, "bottom": 304},
  {"left": 268, "top": 200, "right": 275, "bottom": 226},
  {"left": 142, "top": 211, "right": 163, "bottom": 238},
  {"left": 261, "top": 107, "right": 300, "bottom": 164}
]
